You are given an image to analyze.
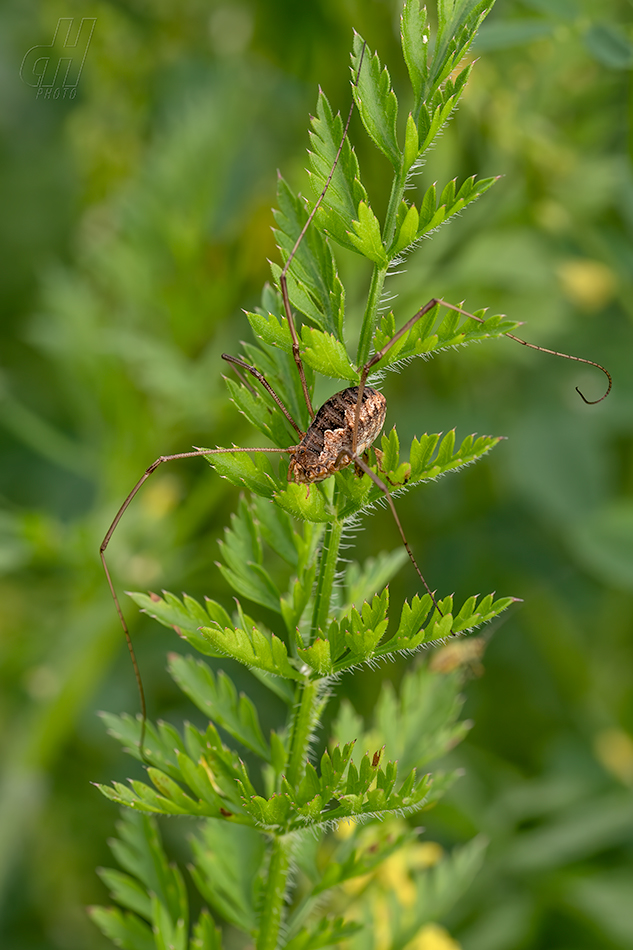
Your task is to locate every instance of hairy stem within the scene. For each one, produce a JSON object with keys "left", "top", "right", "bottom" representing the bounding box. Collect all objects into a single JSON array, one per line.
[
  {"left": 310, "top": 516, "right": 344, "bottom": 639},
  {"left": 256, "top": 834, "right": 292, "bottom": 950},
  {"left": 286, "top": 678, "right": 320, "bottom": 789},
  {"left": 284, "top": 511, "right": 344, "bottom": 792},
  {"left": 355, "top": 166, "right": 407, "bottom": 369},
  {"left": 259, "top": 674, "right": 322, "bottom": 948},
  {"left": 356, "top": 265, "right": 388, "bottom": 368},
  {"left": 383, "top": 168, "right": 407, "bottom": 250}
]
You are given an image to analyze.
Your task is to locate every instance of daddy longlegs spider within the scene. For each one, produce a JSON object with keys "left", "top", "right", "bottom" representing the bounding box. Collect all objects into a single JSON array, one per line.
[{"left": 100, "top": 43, "right": 612, "bottom": 756}]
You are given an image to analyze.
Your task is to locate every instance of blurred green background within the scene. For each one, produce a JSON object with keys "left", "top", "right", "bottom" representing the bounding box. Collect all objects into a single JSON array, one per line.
[{"left": 1, "top": 0, "right": 632, "bottom": 947}]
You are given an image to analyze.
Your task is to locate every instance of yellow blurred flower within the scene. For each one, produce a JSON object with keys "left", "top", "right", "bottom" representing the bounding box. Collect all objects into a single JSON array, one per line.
[
  {"left": 404, "top": 922, "right": 462, "bottom": 950},
  {"left": 557, "top": 258, "right": 617, "bottom": 311},
  {"left": 335, "top": 817, "right": 357, "bottom": 840},
  {"left": 594, "top": 728, "right": 633, "bottom": 786}
]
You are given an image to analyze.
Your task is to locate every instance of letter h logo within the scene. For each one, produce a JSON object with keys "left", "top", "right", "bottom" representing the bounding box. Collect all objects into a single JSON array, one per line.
[{"left": 20, "top": 18, "right": 96, "bottom": 99}]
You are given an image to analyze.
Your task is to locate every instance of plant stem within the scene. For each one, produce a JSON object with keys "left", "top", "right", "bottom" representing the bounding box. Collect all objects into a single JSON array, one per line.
[
  {"left": 286, "top": 678, "right": 320, "bottom": 789},
  {"left": 310, "top": 516, "right": 343, "bottom": 640},
  {"left": 285, "top": 513, "right": 344, "bottom": 790},
  {"left": 256, "top": 834, "right": 292, "bottom": 950},
  {"left": 356, "top": 166, "right": 407, "bottom": 369},
  {"left": 260, "top": 672, "right": 322, "bottom": 948},
  {"left": 382, "top": 168, "right": 406, "bottom": 249},
  {"left": 356, "top": 266, "right": 387, "bottom": 369}
]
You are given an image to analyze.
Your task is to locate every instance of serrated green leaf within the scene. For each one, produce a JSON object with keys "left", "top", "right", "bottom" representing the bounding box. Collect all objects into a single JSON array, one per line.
[
  {"left": 320, "top": 742, "right": 356, "bottom": 799},
  {"left": 297, "top": 637, "right": 333, "bottom": 676},
  {"left": 241, "top": 791, "right": 292, "bottom": 827},
  {"left": 332, "top": 464, "right": 374, "bottom": 516},
  {"left": 272, "top": 176, "right": 344, "bottom": 339},
  {"left": 246, "top": 309, "right": 293, "bottom": 351},
  {"left": 217, "top": 558, "right": 282, "bottom": 615},
  {"left": 146, "top": 768, "right": 205, "bottom": 813},
  {"left": 347, "top": 201, "right": 388, "bottom": 267},
  {"left": 239, "top": 332, "right": 313, "bottom": 435},
  {"left": 331, "top": 588, "right": 390, "bottom": 671},
  {"left": 419, "top": 95, "right": 457, "bottom": 155},
  {"left": 274, "top": 481, "right": 333, "bottom": 523},
  {"left": 433, "top": 0, "right": 494, "bottom": 91},
  {"left": 352, "top": 34, "right": 400, "bottom": 168},
  {"left": 167, "top": 656, "right": 271, "bottom": 761},
  {"left": 224, "top": 375, "right": 292, "bottom": 447},
  {"left": 390, "top": 200, "right": 420, "bottom": 257},
  {"left": 88, "top": 906, "right": 154, "bottom": 950},
  {"left": 309, "top": 90, "right": 368, "bottom": 255},
  {"left": 99, "top": 710, "right": 185, "bottom": 779},
  {"left": 98, "top": 776, "right": 195, "bottom": 815},
  {"left": 371, "top": 306, "right": 521, "bottom": 371},
  {"left": 436, "top": 429, "right": 456, "bottom": 464},
  {"left": 192, "top": 909, "right": 222, "bottom": 950},
  {"left": 324, "top": 768, "right": 432, "bottom": 823},
  {"left": 335, "top": 427, "right": 504, "bottom": 521},
  {"left": 281, "top": 561, "right": 317, "bottom": 636},
  {"left": 439, "top": 177, "right": 456, "bottom": 208},
  {"left": 189, "top": 822, "right": 265, "bottom": 934},
  {"left": 174, "top": 750, "right": 227, "bottom": 811},
  {"left": 198, "top": 618, "right": 302, "bottom": 681},
  {"left": 417, "top": 174, "right": 499, "bottom": 239},
  {"left": 381, "top": 427, "right": 400, "bottom": 473},
  {"left": 97, "top": 868, "right": 152, "bottom": 920},
  {"left": 376, "top": 592, "right": 515, "bottom": 660},
  {"left": 205, "top": 448, "right": 283, "bottom": 499},
  {"left": 127, "top": 591, "right": 228, "bottom": 658},
  {"left": 401, "top": 0, "right": 430, "bottom": 108},
  {"left": 151, "top": 887, "right": 188, "bottom": 950},
  {"left": 300, "top": 325, "right": 358, "bottom": 381},
  {"left": 109, "top": 812, "right": 191, "bottom": 923},
  {"left": 419, "top": 182, "right": 437, "bottom": 227},
  {"left": 341, "top": 548, "right": 409, "bottom": 615},
  {"left": 408, "top": 433, "right": 440, "bottom": 476},
  {"left": 403, "top": 112, "right": 420, "bottom": 174}
]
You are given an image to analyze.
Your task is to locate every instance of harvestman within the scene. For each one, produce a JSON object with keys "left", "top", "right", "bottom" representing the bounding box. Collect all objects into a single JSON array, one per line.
[{"left": 101, "top": 50, "right": 612, "bottom": 749}]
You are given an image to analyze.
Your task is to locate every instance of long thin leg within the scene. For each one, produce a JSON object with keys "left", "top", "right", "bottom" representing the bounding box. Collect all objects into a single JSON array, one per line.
[
  {"left": 352, "top": 297, "right": 612, "bottom": 452},
  {"left": 229, "top": 362, "right": 259, "bottom": 397},
  {"left": 351, "top": 298, "right": 441, "bottom": 453},
  {"left": 100, "top": 444, "right": 294, "bottom": 757},
  {"left": 337, "top": 449, "right": 443, "bottom": 616},
  {"left": 278, "top": 41, "right": 368, "bottom": 421},
  {"left": 503, "top": 331, "right": 612, "bottom": 404},
  {"left": 222, "top": 353, "right": 305, "bottom": 438}
]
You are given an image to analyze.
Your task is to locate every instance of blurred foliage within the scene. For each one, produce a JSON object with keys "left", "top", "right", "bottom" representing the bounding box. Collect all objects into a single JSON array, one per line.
[{"left": 0, "top": 0, "right": 632, "bottom": 948}]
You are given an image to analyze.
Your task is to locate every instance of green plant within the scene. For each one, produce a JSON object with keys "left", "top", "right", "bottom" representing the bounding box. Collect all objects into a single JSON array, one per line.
[{"left": 90, "top": 2, "right": 521, "bottom": 947}]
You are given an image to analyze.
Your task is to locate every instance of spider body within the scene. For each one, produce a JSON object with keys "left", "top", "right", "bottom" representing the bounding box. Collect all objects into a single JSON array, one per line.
[{"left": 287, "top": 385, "right": 386, "bottom": 484}]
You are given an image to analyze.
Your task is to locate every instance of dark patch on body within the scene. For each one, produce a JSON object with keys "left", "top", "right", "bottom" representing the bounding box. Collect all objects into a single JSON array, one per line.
[{"left": 288, "top": 386, "right": 386, "bottom": 484}]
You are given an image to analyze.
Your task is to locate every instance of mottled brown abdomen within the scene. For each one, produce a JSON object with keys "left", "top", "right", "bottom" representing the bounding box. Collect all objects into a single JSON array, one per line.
[{"left": 288, "top": 386, "right": 386, "bottom": 484}]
